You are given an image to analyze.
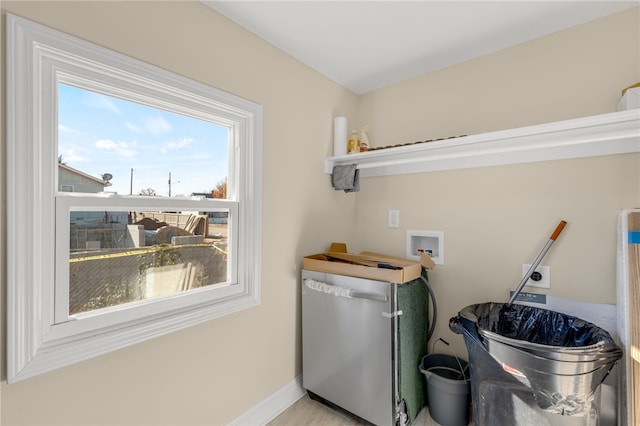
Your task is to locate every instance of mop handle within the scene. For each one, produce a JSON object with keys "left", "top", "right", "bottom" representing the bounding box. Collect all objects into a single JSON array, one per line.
[
  {"left": 508, "top": 221, "right": 567, "bottom": 305},
  {"left": 550, "top": 220, "right": 567, "bottom": 241}
]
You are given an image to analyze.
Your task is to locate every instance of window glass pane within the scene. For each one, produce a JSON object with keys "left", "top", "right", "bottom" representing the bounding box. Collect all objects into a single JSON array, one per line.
[
  {"left": 69, "top": 208, "right": 229, "bottom": 315},
  {"left": 57, "top": 83, "right": 229, "bottom": 198},
  {"left": 58, "top": 83, "right": 233, "bottom": 315}
]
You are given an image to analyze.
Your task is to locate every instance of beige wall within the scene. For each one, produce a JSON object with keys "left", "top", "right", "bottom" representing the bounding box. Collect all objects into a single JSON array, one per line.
[
  {"left": 354, "top": 7, "right": 640, "bottom": 354},
  {"left": 0, "top": 1, "right": 357, "bottom": 425},
  {"left": 1, "top": 2, "right": 638, "bottom": 425},
  {"left": 357, "top": 7, "right": 640, "bottom": 143}
]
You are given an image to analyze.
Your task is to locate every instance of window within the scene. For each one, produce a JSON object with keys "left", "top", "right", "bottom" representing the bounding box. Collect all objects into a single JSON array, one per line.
[
  {"left": 57, "top": 84, "right": 232, "bottom": 318},
  {"left": 6, "top": 14, "right": 262, "bottom": 383}
]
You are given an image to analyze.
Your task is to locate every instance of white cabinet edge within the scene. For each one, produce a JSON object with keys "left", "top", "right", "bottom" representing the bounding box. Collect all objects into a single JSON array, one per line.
[{"left": 325, "top": 110, "right": 640, "bottom": 177}]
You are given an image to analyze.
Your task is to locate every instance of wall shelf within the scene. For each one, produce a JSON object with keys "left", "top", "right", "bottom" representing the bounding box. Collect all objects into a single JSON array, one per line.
[{"left": 325, "top": 110, "right": 640, "bottom": 178}]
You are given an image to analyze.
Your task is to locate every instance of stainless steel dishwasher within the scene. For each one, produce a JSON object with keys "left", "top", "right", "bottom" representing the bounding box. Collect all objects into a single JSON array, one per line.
[{"left": 302, "top": 269, "right": 428, "bottom": 426}]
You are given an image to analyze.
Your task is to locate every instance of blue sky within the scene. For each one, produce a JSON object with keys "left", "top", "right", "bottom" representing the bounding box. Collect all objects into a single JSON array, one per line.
[{"left": 57, "top": 83, "right": 229, "bottom": 197}]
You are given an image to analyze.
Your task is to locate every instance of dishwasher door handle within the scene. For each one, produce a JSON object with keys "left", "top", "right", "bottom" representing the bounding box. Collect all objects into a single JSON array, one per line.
[
  {"left": 350, "top": 291, "right": 388, "bottom": 302},
  {"left": 303, "top": 278, "right": 388, "bottom": 302}
]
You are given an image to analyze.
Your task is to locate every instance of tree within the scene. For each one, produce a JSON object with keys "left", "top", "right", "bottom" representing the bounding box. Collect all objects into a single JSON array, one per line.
[{"left": 211, "top": 179, "right": 227, "bottom": 199}]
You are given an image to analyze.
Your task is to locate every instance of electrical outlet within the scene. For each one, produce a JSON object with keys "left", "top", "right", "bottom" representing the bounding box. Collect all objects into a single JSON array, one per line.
[
  {"left": 522, "top": 264, "right": 550, "bottom": 289},
  {"left": 388, "top": 210, "right": 400, "bottom": 228}
]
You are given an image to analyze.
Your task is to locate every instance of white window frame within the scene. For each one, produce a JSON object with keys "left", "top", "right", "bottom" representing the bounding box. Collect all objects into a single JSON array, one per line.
[{"left": 6, "top": 14, "right": 262, "bottom": 383}]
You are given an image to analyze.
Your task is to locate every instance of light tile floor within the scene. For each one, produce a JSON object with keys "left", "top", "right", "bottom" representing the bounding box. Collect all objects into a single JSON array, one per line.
[{"left": 268, "top": 393, "right": 442, "bottom": 425}]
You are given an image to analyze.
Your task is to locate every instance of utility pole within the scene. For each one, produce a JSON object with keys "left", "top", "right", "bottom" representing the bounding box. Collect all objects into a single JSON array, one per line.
[
  {"left": 130, "top": 168, "right": 133, "bottom": 195},
  {"left": 168, "top": 172, "right": 171, "bottom": 197}
]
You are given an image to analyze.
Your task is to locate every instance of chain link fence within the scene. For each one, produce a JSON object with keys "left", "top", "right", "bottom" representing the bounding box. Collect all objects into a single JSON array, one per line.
[{"left": 69, "top": 243, "right": 227, "bottom": 315}]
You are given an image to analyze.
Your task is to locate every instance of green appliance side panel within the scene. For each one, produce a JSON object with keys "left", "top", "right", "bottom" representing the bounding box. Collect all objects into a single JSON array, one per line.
[{"left": 397, "top": 273, "right": 429, "bottom": 422}]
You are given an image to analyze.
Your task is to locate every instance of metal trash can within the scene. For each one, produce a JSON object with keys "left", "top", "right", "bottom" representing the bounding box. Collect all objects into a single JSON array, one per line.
[{"left": 450, "top": 302, "right": 622, "bottom": 425}]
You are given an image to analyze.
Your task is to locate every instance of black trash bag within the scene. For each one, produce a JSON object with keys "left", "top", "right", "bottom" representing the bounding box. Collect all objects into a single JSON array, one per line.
[
  {"left": 465, "top": 302, "right": 619, "bottom": 349},
  {"left": 450, "top": 302, "right": 622, "bottom": 423}
]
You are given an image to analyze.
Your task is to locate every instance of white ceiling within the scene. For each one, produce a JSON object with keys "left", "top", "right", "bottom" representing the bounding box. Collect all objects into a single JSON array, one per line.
[{"left": 204, "top": 1, "right": 637, "bottom": 94}]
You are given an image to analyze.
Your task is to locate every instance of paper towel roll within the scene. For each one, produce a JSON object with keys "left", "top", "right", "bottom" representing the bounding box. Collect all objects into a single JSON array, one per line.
[{"left": 333, "top": 117, "right": 348, "bottom": 157}]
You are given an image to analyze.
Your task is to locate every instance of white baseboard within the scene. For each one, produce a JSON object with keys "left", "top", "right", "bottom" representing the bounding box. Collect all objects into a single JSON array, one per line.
[{"left": 227, "top": 375, "right": 305, "bottom": 426}]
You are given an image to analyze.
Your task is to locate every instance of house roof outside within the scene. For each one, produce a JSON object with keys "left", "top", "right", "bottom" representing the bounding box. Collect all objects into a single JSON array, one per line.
[{"left": 59, "top": 162, "right": 109, "bottom": 186}]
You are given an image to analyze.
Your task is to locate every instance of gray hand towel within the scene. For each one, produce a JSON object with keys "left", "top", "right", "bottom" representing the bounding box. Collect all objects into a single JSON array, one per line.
[{"left": 332, "top": 164, "right": 359, "bottom": 193}]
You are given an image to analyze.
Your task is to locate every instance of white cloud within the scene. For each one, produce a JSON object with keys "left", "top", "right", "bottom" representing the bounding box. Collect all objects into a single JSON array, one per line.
[
  {"left": 86, "top": 93, "right": 120, "bottom": 114},
  {"left": 94, "top": 139, "right": 137, "bottom": 158},
  {"left": 58, "top": 124, "right": 83, "bottom": 135},
  {"left": 161, "top": 137, "right": 194, "bottom": 153},
  {"left": 144, "top": 116, "right": 172, "bottom": 135},
  {"left": 59, "top": 147, "right": 89, "bottom": 163},
  {"left": 125, "top": 122, "right": 143, "bottom": 133}
]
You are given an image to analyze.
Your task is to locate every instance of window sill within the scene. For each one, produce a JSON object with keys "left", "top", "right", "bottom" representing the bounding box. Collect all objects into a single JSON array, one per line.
[{"left": 325, "top": 110, "right": 640, "bottom": 177}]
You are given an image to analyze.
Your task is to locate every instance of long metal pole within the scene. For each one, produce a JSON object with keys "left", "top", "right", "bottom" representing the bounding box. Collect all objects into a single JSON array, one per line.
[
  {"left": 130, "top": 168, "right": 133, "bottom": 195},
  {"left": 508, "top": 220, "right": 567, "bottom": 305}
]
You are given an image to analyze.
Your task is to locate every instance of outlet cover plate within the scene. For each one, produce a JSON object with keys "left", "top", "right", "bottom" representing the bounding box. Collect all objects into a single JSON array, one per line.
[
  {"left": 522, "top": 264, "right": 550, "bottom": 288},
  {"left": 388, "top": 210, "right": 400, "bottom": 228}
]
